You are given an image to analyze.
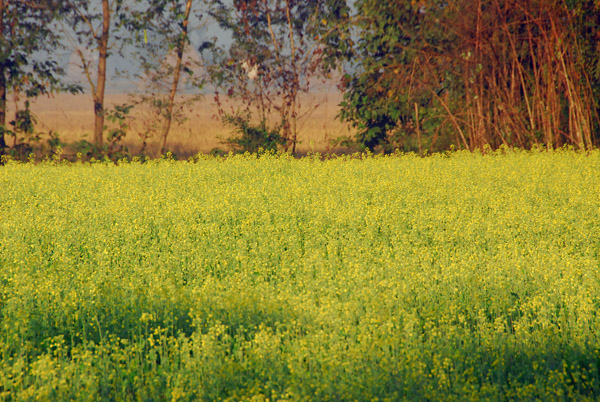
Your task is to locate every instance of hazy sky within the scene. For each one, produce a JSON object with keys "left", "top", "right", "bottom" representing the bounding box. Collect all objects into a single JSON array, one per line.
[
  {"left": 59, "top": 0, "right": 354, "bottom": 94},
  {"left": 61, "top": 2, "right": 221, "bottom": 93}
]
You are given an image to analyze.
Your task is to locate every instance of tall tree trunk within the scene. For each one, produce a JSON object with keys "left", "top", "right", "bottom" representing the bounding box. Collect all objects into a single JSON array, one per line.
[
  {"left": 0, "top": 65, "right": 6, "bottom": 154},
  {"left": 285, "top": 0, "right": 298, "bottom": 154},
  {"left": 160, "top": 0, "right": 193, "bottom": 155},
  {"left": 0, "top": 0, "right": 6, "bottom": 153},
  {"left": 93, "top": 0, "right": 110, "bottom": 149}
]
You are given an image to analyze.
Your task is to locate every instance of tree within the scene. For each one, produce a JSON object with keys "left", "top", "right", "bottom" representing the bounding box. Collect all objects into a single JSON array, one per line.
[
  {"left": 129, "top": 0, "right": 205, "bottom": 155},
  {"left": 338, "top": 0, "right": 444, "bottom": 153},
  {"left": 61, "top": 0, "right": 133, "bottom": 150},
  {"left": 340, "top": 0, "right": 600, "bottom": 152},
  {"left": 156, "top": 0, "right": 195, "bottom": 155},
  {"left": 203, "top": 0, "right": 351, "bottom": 154},
  {"left": 567, "top": 0, "right": 600, "bottom": 146},
  {"left": 0, "top": 0, "right": 80, "bottom": 157}
]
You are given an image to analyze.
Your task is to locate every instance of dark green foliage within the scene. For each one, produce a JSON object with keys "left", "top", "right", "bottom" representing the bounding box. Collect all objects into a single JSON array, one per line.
[
  {"left": 222, "top": 112, "right": 286, "bottom": 154},
  {"left": 338, "top": 0, "right": 446, "bottom": 153},
  {"left": 2, "top": 101, "right": 68, "bottom": 161},
  {"left": 0, "top": 1, "right": 80, "bottom": 96},
  {"left": 10, "top": 101, "right": 36, "bottom": 137},
  {"left": 105, "top": 103, "right": 133, "bottom": 160},
  {"left": 0, "top": 0, "right": 81, "bottom": 155},
  {"left": 339, "top": 0, "right": 600, "bottom": 152}
]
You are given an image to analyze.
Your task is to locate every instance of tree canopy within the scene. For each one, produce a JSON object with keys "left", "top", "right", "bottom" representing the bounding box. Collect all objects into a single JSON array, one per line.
[
  {"left": 0, "top": 0, "right": 81, "bottom": 154},
  {"left": 203, "top": 0, "right": 351, "bottom": 153},
  {"left": 1, "top": 0, "right": 599, "bottom": 159},
  {"left": 340, "top": 0, "right": 600, "bottom": 153}
]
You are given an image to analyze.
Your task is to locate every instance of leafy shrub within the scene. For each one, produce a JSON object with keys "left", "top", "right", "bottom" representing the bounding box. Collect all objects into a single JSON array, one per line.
[{"left": 222, "top": 111, "right": 286, "bottom": 153}]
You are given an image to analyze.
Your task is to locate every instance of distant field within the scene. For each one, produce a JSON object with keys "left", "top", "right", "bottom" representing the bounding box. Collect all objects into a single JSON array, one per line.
[
  {"left": 1, "top": 150, "right": 600, "bottom": 400},
  {"left": 14, "top": 91, "right": 353, "bottom": 157}
]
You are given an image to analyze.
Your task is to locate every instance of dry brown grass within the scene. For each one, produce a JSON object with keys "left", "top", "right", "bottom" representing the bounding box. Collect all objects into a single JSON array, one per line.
[{"left": 10, "top": 90, "right": 355, "bottom": 158}]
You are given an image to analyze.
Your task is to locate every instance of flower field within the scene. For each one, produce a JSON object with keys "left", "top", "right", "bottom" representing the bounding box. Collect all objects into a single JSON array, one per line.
[{"left": 1, "top": 150, "right": 599, "bottom": 401}]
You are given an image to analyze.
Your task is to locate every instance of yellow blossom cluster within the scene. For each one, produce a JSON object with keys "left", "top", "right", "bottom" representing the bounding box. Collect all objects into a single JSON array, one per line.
[{"left": 0, "top": 149, "right": 599, "bottom": 401}]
